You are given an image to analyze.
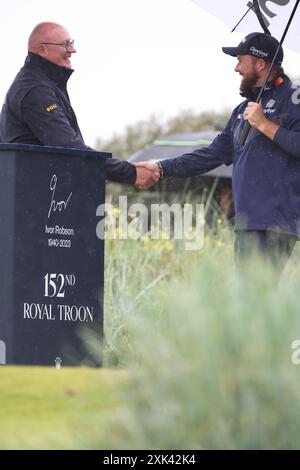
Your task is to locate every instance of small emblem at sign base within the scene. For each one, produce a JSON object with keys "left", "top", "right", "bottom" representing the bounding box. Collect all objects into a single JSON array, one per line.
[
  {"left": 0, "top": 340, "right": 6, "bottom": 365},
  {"left": 55, "top": 357, "right": 62, "bottom": 369}
]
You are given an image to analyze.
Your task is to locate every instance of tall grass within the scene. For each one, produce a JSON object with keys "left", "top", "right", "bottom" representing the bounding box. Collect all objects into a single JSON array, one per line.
[
  {"left": 103, "top": 216, "right": 233, "bottom": 367},
  {"left": 99, "top": 231, "right": 300, "bottom": 449}
]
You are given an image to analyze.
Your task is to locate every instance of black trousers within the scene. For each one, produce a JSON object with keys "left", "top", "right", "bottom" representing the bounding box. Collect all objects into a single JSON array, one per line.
[{"left": 234, "top": 230, "right": 297, "bottom": 274}]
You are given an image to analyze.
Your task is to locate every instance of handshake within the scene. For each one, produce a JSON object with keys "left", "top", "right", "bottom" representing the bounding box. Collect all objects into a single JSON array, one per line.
[{"left": 134, "top": 161, "right": 161, "bottom": 190}]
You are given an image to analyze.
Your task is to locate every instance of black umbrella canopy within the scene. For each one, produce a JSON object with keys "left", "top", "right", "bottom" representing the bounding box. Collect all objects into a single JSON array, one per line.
[{"left": 128, "top": 131, "right": 232, "bottom": 179}]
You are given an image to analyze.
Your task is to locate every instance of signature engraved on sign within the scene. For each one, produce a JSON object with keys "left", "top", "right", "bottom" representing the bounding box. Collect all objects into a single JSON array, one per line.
[{"left": 48, "top": 175, "right": 72, "bottom": 219}]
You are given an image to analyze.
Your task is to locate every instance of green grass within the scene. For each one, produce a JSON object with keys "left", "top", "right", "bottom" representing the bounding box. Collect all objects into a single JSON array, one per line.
[
  {"left": 101, "top": 238, "right": 300, "bottom": 449},
  {"left": 3, "top": 212, "right": 300, "bottom": 449},
  {"left": 0, "top": 367, "right": 128, "bottom": 449}
]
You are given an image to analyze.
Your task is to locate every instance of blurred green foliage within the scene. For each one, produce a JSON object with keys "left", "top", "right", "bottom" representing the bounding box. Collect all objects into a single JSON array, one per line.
[
  {"left": 101, "top": 237, "right": 300, "bottom": 449},
  {"left": 95, "top": 109, "right": 230, "bottom": 160}
]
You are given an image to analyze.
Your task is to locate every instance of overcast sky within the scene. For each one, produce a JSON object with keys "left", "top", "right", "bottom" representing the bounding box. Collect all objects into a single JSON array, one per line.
[{"left": 1, "top": 0, "right": 299, "bottom": 147}]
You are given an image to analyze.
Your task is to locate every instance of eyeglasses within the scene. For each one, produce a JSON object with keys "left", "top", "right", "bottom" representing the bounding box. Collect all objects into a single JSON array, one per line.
[{"left": 42, "top": 39, "right": 75, "bottom": 51}]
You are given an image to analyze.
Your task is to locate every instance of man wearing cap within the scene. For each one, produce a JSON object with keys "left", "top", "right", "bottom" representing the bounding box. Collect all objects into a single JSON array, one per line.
[{"left": 136, "top": 32, "right": 300, "bottom": 271}]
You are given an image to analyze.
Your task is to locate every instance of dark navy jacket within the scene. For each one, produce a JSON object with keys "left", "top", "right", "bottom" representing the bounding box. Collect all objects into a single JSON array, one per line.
[
  {"left": 161, "top": 74, "right": 300, "bottom": 236},
  {"left": 0, "top": 53, "right": 136, "bottom": 184}
]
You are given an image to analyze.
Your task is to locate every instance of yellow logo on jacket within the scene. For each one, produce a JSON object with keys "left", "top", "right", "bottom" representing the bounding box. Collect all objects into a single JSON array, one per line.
[{"left": 46, "top": 103, "right": 58, "bottom": 112}]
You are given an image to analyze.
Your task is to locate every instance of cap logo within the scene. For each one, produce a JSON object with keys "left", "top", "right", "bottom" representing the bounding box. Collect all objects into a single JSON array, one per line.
[{"left": 250, "top": 46, "right": 268, "bottom": 58}]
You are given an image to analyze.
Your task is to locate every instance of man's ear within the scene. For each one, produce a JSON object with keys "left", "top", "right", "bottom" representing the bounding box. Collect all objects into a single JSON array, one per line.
[
  {"left": 257, "top": 58, "right": 268, "bottom": 72},
  {"left": 36, "top": 45, "right": 47, "bottom": 58}
]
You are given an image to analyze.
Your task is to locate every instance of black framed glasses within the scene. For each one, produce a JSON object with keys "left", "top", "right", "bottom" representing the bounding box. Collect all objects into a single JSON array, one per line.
[{"left": 42, "top": 39, "right": 75, "bottom": 51}]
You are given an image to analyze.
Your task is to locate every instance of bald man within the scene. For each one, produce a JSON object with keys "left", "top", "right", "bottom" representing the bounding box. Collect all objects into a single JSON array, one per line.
[{"left": 0, "top": 22, "right": 157, "bottom": 188}]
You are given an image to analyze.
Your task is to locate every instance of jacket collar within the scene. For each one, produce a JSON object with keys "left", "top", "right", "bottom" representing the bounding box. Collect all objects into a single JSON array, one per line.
[
  {"left": 240, "top": 71, "right": 289, "bottom": 101},
  {"left": 24, "top": 52, "right": 74, "bottom": 87}
]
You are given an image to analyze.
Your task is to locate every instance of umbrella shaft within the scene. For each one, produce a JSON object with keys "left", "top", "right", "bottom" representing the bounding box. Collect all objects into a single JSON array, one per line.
[
  {"left": 257, "top": 0, "right": 300, "bottom": 103},
  {"left": 239, "top": 0, "right": 300, "bottom": 145}
]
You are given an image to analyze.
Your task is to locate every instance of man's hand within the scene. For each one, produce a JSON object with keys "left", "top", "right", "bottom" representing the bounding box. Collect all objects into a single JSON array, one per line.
[
  {"left": 134, "top": 162, "right": 160, "bottom": 190},
  {"left": 244, "top": 102, "right": 279, "bottom": 140}
]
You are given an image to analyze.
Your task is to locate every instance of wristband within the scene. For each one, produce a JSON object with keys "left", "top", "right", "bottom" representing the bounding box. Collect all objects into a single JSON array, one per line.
[{"left": 157, "top": 161, "right": 164, "bottom": 179}]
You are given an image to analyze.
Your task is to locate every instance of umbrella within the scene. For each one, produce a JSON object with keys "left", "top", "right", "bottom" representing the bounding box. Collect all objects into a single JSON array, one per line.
[
  {"left": 190, "top": 0, "right": 300, "bottom": 53},
  {"left": 189, "top": 0, "right": 300, "bottom": 143}
]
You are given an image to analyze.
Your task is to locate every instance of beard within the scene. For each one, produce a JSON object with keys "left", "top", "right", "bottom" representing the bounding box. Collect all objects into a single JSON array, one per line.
[{"left": 240, "top": 74, "right": 259, "bottom": 95}]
